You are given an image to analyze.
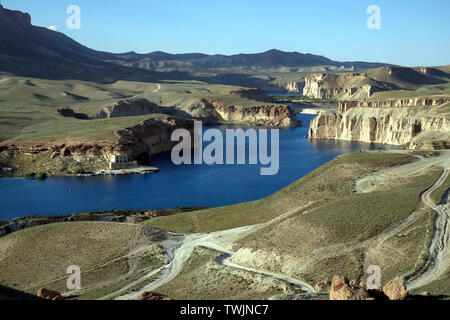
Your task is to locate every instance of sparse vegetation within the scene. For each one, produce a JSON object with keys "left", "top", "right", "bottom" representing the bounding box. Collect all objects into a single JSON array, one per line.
[
  {"left": 0, "top": 222, "right": 166, "bottom": 297},
  {"left": 157, "top": 247, "right": 288, "bottom": 300},
  {"left": 430, "top": 174, "right": 450, "bottom": 204},
  {"left": 145, "top": 151, "right": 417, "bottom": 233}
]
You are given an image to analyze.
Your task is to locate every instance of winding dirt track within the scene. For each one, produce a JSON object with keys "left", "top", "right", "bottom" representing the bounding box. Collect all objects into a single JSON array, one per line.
[
  {"left": 407, "top": 168, "right": 449, "bottom": 290},
  {"left": 110, "top": 225, "right": 315, "bottom": 300},
  {"left": 356, "top": 151, "right": 449, "bottom": 289},
  {"left": 105, "top": 152, "right": 449, "bottom": 299}
]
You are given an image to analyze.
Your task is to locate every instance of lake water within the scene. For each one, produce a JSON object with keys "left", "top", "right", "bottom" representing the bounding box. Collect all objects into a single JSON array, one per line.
[{"left": 0, "top": 114, "right": 392, "bottom": 220}]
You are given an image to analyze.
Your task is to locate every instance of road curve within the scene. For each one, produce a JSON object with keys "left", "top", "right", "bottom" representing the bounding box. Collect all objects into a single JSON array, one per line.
[{"left": 112, "top": 225, "right": 315, "bottom": 300}]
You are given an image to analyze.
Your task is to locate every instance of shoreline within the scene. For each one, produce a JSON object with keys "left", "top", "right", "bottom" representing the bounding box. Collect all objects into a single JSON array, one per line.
[
  {"left": 0, "top": 207, "right": 207, "bottom": 239},
  {"left": 0, "top": 165, "right": 161, "bottom": 179}
]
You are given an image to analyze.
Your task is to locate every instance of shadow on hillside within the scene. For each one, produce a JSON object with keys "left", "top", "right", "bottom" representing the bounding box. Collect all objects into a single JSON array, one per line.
[{"left": 0, "top": 284, "right": 41, "bottom": 300}]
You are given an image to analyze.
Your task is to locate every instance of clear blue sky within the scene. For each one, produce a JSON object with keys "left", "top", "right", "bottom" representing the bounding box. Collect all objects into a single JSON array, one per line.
[{"left": 3, "top": 0, "right": 450, "bottom": 66}]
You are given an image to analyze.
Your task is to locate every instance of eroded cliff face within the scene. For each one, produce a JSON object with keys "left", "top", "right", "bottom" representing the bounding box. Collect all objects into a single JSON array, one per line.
[
  {"left": 93, "top": 96, "right": 299, "bottom": 128},
  {"left": 96, "top": 98, "right": 162, "bottom": 118},
  {"left": 338, "top": 96, "right": 450, "bottom": 111},
  {"left": 302, "top": 72, "right": 402, "bottom": 101},
  {"left": 207, "top": 100, "right": 301, "bottom": 127},
  {"left": 114, "top": 117, "right": 195, "bottom": 155},
  {"left": 303, "top": 73, "right": 375, "bottom": 100},
  {"left": 0, "top": 117, "right": 194, "bottom": 175},
  {"left": 309, "top": 106, "right": 449, "bottom": 149}
]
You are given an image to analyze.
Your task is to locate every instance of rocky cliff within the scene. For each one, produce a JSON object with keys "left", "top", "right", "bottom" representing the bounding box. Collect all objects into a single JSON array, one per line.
[
  {"left": 207, "top": 100, "right": 301, "bottom": 127},
  {"left": 96, "top": 98, "right": 162, "bottom": 118},
  {"left": 0, "top": 117, "right": 194, "bottom": 175},
  {"left": 302, "top": 72, "right": 397, "bottom": 100},
  {"left": 338, "top": 96, "right": 450, "bottom": 111},
  {"left": 309, "top": 105, "right": 449, "bottom": 149},
  {"left": 93, "top": 97, "right": 300, "bottom": 128},
  {"left": 115, "top": 117, "right": 195, "bottom": 156}
]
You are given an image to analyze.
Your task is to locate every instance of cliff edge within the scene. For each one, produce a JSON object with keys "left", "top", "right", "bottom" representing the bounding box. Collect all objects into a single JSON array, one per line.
[{"left": 309, "top": 103, "right": 449, "bottom": 149}]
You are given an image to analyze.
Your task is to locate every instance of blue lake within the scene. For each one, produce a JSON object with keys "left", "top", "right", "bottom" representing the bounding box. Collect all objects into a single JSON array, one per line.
[{"left": 0, "top": 114, "right": 393, "bottom": 220}]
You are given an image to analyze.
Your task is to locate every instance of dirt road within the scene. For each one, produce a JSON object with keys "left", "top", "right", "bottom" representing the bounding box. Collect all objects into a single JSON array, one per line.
[
  {"left": 111, "top": 225, "right": 315, "bottom": 300},
  {"left": 356, "top": 151, "right": 449, "bottom": 193},
  {"left": 407, "top": 168, "right": 449, "bottom": 290},
  {"left": 356, "top": 151, "right": 449, "bottom": 290}
]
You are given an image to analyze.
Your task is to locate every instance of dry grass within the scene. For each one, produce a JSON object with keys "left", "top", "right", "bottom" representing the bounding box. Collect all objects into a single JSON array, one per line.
[
  {"left": 0, "top": 222, "right": 165, "bottom": 297},
  {"left": 157, "top": 247, "right": 296, "bottom": 300},
  {"left": 145, "top": 151, "right": 417, "bottom": 233}
]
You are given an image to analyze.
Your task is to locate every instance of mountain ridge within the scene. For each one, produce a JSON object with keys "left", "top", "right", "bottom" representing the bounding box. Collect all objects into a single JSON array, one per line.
[{"left": 0, "top": 5, "right": 391, "bottom": 82}]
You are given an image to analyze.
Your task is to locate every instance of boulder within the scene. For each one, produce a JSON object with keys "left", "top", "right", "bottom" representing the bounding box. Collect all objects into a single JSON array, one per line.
[
  {"left": 329, "top": 275, "right": 370, "bottom": 300},
  {"left": 36, "top": 288, "right": 63, "bottom": 300},
  {"left": 383, "top": 277, "right": 408, "bottom": 300}
]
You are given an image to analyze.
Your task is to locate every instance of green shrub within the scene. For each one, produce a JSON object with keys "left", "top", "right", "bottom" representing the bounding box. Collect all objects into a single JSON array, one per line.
[
  {"left": 74, "top": 168, "right": 84, "bottom": 175},
  {"left": 35, "top": 172, "right": 47, "bottom": 180}
]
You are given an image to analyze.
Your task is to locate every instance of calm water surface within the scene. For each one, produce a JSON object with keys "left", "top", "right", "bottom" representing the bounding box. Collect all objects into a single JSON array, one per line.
[{"left": 0, "top": 114, "right": 393, "bottom": 220}]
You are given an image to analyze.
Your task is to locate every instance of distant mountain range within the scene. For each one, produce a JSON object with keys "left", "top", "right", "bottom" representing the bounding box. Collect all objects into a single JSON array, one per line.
[{"left": 0, "top": 5, "right": 390, "bottom": 83}]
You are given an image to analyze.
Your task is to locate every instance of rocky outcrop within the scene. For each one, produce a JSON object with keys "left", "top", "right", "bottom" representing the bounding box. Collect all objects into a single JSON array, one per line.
[
  {"left": 309, "top": 105, "right": 449, "bottom": 149},
  {"left": 96, "top": 98, "right": 162, "bottom": 119},
  {"left": 339, "top": 96, "right": 450, "bottom": 111},
  {"left": 229, "top": 89, "right": 272, "bottom": 102},
  {"left": 57, "top": 108, "right": 89, "bottom": 119},
  {"left": 382, "top": 277, "right": 408, "bottom": 300},
  {"left": 207, "top": 100, "right": 301, "bottom": 127},
  {"left": 303, "top": 73, "right": 376, "bottom": 100},
  {"left": 36, "top": 288, "right": 63, "bottom": 300},
  {"left": 134, "top": 291, "right": 173, "bottom": 300},
  {"left": 0, "top": 142, "right": 118, "bottom": 162},
  {"left": 329, "top": 275, "right": 370, "bottom": 300},
  {"left": 0, "top": 117, "right": 195, "bottom": 175},
  {"left": 115, "top": 117, "right": 195, "bottom": 156},
  {"left": 329, "top": 275, "right": 408, "bottom": 300}
]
